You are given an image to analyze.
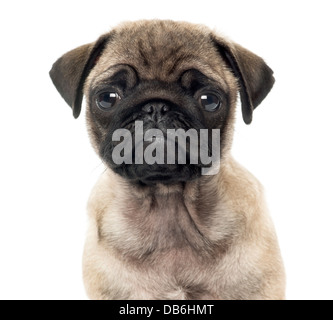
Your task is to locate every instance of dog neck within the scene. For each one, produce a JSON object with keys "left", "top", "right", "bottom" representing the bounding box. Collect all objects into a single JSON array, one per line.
[{"left": 94, "top": 164, "right": 237, "bottom": 263}]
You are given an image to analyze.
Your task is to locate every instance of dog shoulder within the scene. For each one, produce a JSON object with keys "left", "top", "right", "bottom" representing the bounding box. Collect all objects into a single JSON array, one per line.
[
  {"left": 220, "top": 157, "right": 265, "bottom": 210},
  {"left": 86, "top": 170, "right": 116, "bottom": 220}
]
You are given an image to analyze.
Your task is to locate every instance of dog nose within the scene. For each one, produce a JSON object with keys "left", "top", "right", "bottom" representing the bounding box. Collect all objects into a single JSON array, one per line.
[{"left": 142, "top": 102, "right": 170, "bottom": 121}]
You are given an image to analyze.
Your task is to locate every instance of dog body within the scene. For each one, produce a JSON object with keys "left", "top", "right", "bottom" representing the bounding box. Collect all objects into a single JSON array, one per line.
[
  {"left": 50, "top": 20, "right": 285, "bottom": 300},
  {"left": 83, "top": 161, "right": 284, "bottom": 300}
]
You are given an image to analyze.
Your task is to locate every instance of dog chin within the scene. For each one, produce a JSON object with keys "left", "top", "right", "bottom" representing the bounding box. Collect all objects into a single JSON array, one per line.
[{"left": 110, "top": 163, "right": 202, "bottom": 185}]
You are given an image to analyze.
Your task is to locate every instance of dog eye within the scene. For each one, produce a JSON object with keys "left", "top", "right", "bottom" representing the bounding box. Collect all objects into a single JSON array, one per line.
[
  {"left": 96, "top": 92, "right": 121, "bottom": 110},
  {"left": 199, "top": 93, "right": 220, "bottom": 112}
]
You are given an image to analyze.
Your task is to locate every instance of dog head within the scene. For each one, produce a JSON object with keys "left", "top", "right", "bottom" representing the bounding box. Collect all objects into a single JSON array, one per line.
[{"left": 50, "top": 20, "right": 274, "bottom": 185}]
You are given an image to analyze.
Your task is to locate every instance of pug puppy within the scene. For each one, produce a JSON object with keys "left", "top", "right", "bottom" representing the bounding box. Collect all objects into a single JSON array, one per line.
[{"left": 50, "top": 20, "right": 285, "bottom": 300}]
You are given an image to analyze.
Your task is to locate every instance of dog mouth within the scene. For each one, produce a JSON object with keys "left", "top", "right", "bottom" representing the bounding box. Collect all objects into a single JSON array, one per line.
[
  {"left": 103, "top": 129, "right": 203, "bottom": 184},
  {"left": 99, "top": 111, "right": 220, "bottom": 184},
  {"left": 111, "top": 162, "right": 201, "bottom": 185}
]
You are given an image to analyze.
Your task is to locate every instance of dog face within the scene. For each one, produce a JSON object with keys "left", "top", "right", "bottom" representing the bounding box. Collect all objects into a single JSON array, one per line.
[
  {"left": 88, "top": 67, "right": 230, "bottom": 184},
  {"left": 50, "top": 20, "right": 274, "bottom": 184}
]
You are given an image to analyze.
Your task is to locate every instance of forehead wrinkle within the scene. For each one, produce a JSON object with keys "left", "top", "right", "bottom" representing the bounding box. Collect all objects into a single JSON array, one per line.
[
  {"left": 86, "top": 63, "right": 137, "bottom": 94},
  {"left": 85, "top": 45, "right": 231, "bottom": 96},
  {"left": 87, "top": 61, "right": 230, "bottom": 99}
]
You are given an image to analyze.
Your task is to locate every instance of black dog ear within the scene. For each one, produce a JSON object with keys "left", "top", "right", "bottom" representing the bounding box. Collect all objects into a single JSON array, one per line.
[
  {"left": 49, "top": 34, "right": 110, "bottom": 118},
  {"left": 211, "top": 34, "right": 275, "bottom": 124}
]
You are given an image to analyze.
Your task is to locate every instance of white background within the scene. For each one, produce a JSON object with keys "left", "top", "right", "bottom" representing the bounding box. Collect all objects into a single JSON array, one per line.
[{"left": 0, "top": 0, "right": 332, "bottom": 300}]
